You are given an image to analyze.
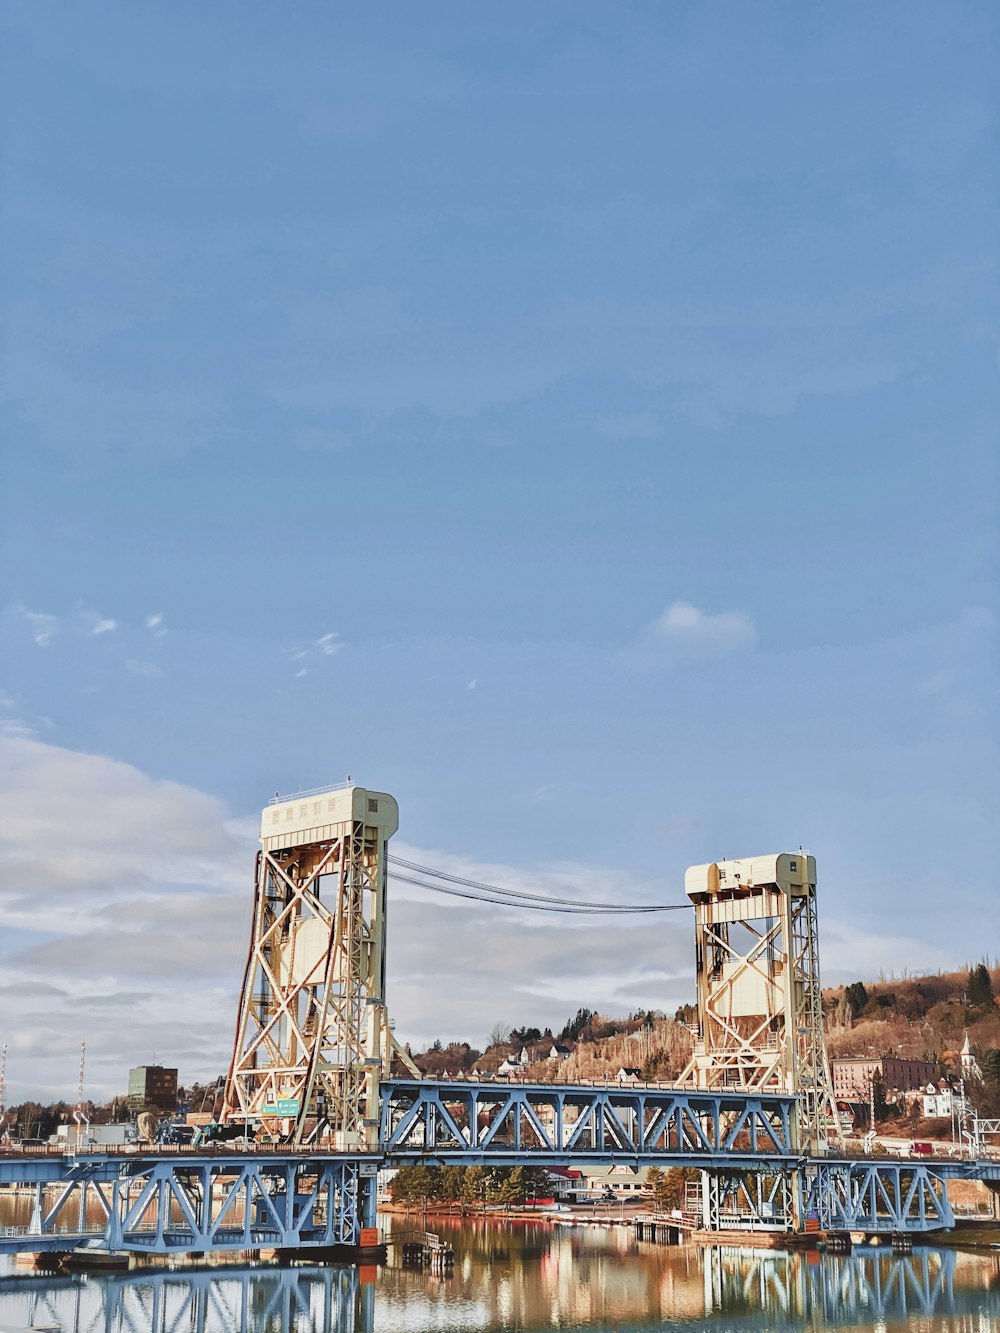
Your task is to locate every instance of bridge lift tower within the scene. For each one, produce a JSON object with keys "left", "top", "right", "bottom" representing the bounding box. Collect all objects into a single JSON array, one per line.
[
  {"left": 223, "top": 784, "right": 415, "bottom": 1148},
  {"left": 679, "top": 852, "right": 841, "bottom": 1155}
]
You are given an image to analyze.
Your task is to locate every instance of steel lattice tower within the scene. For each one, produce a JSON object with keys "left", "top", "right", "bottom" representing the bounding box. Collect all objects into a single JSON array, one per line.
[
  {"left": 223, "top": 784, "right": 407, "bottom": 1147},
  {"left": 678, "top": 852, "right": 842, "bottom": 1154}
]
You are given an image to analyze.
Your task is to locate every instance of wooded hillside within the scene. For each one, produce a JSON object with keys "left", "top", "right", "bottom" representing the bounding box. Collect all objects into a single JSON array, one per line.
[{"left": 405, "top": 961, "right": 1000, "bottom": 1102}]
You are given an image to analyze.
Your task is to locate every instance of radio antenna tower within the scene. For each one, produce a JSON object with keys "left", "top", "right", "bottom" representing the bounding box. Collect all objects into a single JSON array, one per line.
[
  {"left": 679, "top": 852, "right": 842, "bottom": 1154},
  {"left": 0, "top": 1044, "right": 7, "bottom": 1140},
  {"left": 72, "top": 1040, "right": 89, "bottom": 1148}
]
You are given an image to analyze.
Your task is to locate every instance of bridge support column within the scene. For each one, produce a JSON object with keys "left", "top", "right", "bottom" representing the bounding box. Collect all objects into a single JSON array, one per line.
[
  {"left": 359, "top": 1166, "right": 377, "bottom": 1231},
  {"left": 791, "top": 1166, "right": 805, "bottom": 1232},
  {"left": 697, "top": 1168, "right": 797, "bottom": 1232},
  {"left": 107, "top": 1176, "right": 123, "bottom": 1251},
  {"left": 28, "top": 1184, "right": 43, "bottom": 1235}
]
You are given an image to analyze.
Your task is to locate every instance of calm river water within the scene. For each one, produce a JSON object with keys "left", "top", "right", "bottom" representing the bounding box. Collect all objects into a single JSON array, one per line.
[{"left": 0, "top": 1212, "right": 998, "bottom": 1332}]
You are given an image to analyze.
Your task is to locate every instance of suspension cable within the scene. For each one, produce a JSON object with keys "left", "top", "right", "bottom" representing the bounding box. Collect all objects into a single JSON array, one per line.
[{"left": 388, "top": 857, "right": 691, "bottom": 914}]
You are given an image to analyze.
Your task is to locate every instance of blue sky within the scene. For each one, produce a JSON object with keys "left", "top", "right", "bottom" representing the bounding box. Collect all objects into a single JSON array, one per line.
[{"left": 1, "top": 3, "right": 997, "bottom": 1098}]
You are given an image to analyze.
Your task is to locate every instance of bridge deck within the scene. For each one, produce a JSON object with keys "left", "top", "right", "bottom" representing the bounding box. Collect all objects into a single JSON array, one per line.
[{"left": 0, "top": 1078, "right": 993, "bottom": 1254}]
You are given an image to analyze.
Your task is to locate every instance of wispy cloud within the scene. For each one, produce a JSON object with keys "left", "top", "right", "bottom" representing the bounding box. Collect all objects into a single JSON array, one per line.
[
  {"left": 126, "top": 658, "right": 163, "bottom": 679},
  {"left": 13, "top": 601, "right": 120, "bottom": 645},
  {"left": 14, "top": 603, "right": 59, "bottom": 647},
  {"left": 617, "top": 600, "right": 757, "bottom": 668},
  {"left": 146, "top": 613, "right": 167, "bottom": 637},
  {"left": 528, "top": 784, "right": 556, "bottom": 803},
  {"left": 76, "top": 607, "right": 117, "bottom": 636},
  {"left": 282, "top": 630, "right": 343, "bottom": 676},
  {"left": 466, "top": 678, "right": 477, "bottom": 690},
  {"left": 0, "top": 689, "right": 53, "bottom": 741}
]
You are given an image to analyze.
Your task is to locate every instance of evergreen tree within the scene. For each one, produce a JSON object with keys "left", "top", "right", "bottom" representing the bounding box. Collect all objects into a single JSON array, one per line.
[
  {"left": 461, "top": 1166, "right": 490, "bottom": 1207},
  {"left": 559, "top": 1008, "right": 595, "bottom": 1042},
  {"left": 391, "top": 1164, "right": 443, "bottom": 1206},
  {"left": 844, "top": 981, "right": 869, "bottom": 1018},
  {"left": 645, "top": 1166, "right": 666, "bottom": 1207},
  {"left": 967, "top": 962, "right": 994, "bottom": 1011},
  {"left": 523, "top": 1166, "right": 551, "bottom": 1200},
  {"left": 870, "top": 1070, "right": 890, "bottom": 1121},
  {"left": 441, "top": 1165, "right": 465, "bottom": 1201},
  {"left": 641, "top": 1166, "right": 694, "bottom": 1211},
  {"left": 505, "top": 1166, "right": 527, "bottom": 1205}
]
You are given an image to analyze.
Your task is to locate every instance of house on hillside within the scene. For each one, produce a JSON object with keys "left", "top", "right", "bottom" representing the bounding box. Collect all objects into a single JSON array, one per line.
[
  {"left": 617, "top": 1067, "right": 643, "bottom": 1084},
  {"left": 922, "top": 1080, "right": 954, "bottom": 1117},
  {"left": 548, "top": 1044, "right": 571, "bottom": 1061}
]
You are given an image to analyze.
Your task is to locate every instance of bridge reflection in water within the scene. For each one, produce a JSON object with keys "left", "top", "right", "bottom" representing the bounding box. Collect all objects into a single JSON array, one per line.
[
  {"left": 704, "top": 1245, "right": 987, "bottom": 1327},
  {"left": 1, "top": 1245, "right": 998, "bottom": 1333},
  {"left": 0, "top": 1265, "right": 371, "bottom": 1333}
]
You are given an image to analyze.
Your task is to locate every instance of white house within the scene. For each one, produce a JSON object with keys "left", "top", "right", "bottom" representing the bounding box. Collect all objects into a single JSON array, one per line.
[
  {"left": 922, "top": 1081, "right": 954, "bottom": 1118},
  {"left": 578, "top": 1164, "right": 656, "bottom": 1198}
]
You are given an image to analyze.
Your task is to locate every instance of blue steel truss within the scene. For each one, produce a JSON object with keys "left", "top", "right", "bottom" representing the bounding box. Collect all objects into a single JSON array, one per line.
[
  {"left": 379, "top": 1079, "right": 797, "bottom": 1165},
  {"left": 0, "top": 1151, "right": 377, "bottom": 1256},
  {"left": 804, "top": 1160, "right": 955, "bottom": 1233},
  {"left": 700, "top": 1159, "right": 959, "bottom": 1234}
]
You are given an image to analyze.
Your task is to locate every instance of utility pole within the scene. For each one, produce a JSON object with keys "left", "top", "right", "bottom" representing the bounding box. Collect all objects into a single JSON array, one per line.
[{"left": 0, "top": 1043, "right": 7, "bottom": 1141}]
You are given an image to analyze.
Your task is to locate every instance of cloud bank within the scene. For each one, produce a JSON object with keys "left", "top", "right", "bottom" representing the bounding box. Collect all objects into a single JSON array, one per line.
[{"left": 0, "top": 737, "right": 963, "bottom": 1102}]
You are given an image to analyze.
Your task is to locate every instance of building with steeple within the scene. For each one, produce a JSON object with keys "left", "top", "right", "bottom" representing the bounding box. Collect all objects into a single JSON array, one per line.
[{"left": 959, "top": 1032, "right": 982, "bottom": 1081}]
